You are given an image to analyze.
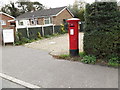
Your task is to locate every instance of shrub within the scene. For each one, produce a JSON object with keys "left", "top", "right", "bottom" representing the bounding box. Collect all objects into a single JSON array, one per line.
[
  {"left": 81, "top": 55, "right": 96, "bottom": 64},
  {"left": 37, "top": 32, "right": 42, "bottom": 39},
  {"left": 21, "top": 37, "right": 29, "bottom": 43},
  {"left": 79, "top": 52, "right": 86, "bottom": 58},
  {"left": 108, "top": 56, "right": 119, "bottom": 67},
  {"left": 60, "top": 24, "right": 66, "bottom": 34},
  {"left": 44, "top": 35, "right": 51, "bottom": 38},
  {"left": 84, "top": 2, "right": 120, "bottom": 59},
  {"left": 17, "top": 32, "right": 22, "bottom": 41}
]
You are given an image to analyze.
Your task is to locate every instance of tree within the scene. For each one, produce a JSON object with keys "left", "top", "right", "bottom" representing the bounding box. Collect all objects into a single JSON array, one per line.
[
  {"left": 1, "top": 2, "right": 20, "bottom": 17},
  {"left": 17, "top": 0, "right": 44, "bottom": 13},
  {"left": 68, "top": 0, "right": 85, "bottom": 21},
  {"left": 0, "top": 0, "right": 44, "bottom": 17}
]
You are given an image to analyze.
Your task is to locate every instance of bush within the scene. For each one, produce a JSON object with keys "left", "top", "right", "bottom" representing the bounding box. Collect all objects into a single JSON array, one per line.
[
  {"left": 21, "top": 37, "right": 29, "bottom": 43},
  {"left": 81, "top": 55, "right": 96, "bottom": 64},
  {"left": 44, "top": 35, "right": 51, "bottom": 38},
  {"left": 60, "top": 24, "right": 66, "bottom": 34},
  {"left": 84, "top": 2, "right": 120, "bottom": 59},
  {"left": 79, "top": 52, "right": 86, "bottom": 58},
  {"left": 37, "top": 32, "right": 42, "bottom": 39},
  {"left": 108, "top": 56, "right": 119, "bottom": 67}
]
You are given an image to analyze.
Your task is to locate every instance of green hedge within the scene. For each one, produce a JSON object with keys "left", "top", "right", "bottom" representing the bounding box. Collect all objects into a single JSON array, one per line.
[{"left": 84, "top": 2, "right": 120, "bottom": 59}]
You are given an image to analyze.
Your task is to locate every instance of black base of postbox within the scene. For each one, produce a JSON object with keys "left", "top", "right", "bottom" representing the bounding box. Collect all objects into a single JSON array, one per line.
[{"left": 70, "top": 49, "right": 79, "bottom": 56}]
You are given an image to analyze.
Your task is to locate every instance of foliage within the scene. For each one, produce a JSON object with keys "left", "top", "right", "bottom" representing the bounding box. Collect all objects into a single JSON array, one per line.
[
  {"left": 15, "top": 37, "right": 36, "bottom": 45},
  {"left": 37, "top": 32, "right": 42, "bottom": 39},
  {"left": 44, "top": 35, "right": 51, "bottom": 38},
  {"left": 79, "top": 52, "right": 86, "bottom": 58},
  {"left": 81, "top": 55, "right": 96, "bottom": 64},
  {"left": 17, "top": 0, "right": 44, "bottom": 14},
  {"left": 17, "top": 32, "right": 22, "bottom": 41},
  {"left": 1, "top": 2, "right": 20, "bottom": 17},
  {"left": 78, "top": 9, "right": 85, "bottom": 21},
  {"left": 59, "top": 54, "right": 70, "bottom": 59},
  {"left": 108, "top": 56, "right": 119, "bottom": 67},
  {"left": 1, "top": 0, "right": 44, "bottom": 17},
  {"left": 68, "top": 0, "right": 85, "bottom": 21},
  {"left": 84, "top": 2, "right": 120, "bottom": 59},
  {"left": 60, "top": 24, "right": 66, "bottom": 33}
]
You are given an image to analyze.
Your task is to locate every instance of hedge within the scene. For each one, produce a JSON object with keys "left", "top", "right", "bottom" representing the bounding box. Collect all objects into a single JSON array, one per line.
[{"left": 84, "top": 2, "right": 120, "bottom": 59}]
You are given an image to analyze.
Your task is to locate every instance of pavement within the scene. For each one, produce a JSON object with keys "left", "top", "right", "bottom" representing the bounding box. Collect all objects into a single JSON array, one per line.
[
  {"left": 1, "top": 46, "right": 118, "bottom": 88},
  {"left": 1, "top": 78, "right": 25, "bottom": 88}
]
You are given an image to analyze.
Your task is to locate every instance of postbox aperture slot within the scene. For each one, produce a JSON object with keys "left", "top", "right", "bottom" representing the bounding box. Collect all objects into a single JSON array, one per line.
[{"left": 70, "top": 24, "right": 75, "bottom": 27}]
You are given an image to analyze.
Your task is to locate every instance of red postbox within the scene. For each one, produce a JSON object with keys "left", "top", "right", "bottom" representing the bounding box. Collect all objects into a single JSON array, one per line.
[{"left": 67, "top": 18, "right": 80, "bottom": 56}]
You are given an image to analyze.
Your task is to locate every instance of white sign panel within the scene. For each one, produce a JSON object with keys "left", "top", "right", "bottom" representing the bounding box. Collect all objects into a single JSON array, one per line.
[
  {"left": 70, "top": 29, "right": 74, "bottom": 35},
  {"left": 3, "top": 29, "right": 14, "bottom": 43}
]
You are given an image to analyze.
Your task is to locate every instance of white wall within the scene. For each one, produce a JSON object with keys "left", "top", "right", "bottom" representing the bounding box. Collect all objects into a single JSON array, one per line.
[{"left": 16, "top": 19, "right": 30, "bottom": 27}]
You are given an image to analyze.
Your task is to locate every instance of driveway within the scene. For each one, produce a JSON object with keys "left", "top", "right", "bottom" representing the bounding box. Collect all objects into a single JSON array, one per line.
[
  {"left": 1, "top": 46, "right": 118, "bottom": 88},
  {"left": 24, "top": 33, "right": 84, "bottom": 55}
]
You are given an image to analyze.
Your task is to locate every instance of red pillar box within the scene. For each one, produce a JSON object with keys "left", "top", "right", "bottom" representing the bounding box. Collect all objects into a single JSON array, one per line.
[{"left": 67, "top": 18, "right": 80, "bottom": 56}]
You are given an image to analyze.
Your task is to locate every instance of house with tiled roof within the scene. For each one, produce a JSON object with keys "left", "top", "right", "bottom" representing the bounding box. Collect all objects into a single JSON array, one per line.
[
  {"left": 16, "top": 6, "right": 74, "bottom": 28},
  {"left": 0, "top": 12, "right": 16, "bottom": 44},
  {"left": 0, "top": 12, "right": 16, "bottom": 29}
]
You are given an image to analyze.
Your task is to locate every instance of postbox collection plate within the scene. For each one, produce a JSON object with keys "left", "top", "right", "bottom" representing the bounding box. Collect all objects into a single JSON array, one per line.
[{"left": 70, "top": 29, "right": 74, "bottom": 35}]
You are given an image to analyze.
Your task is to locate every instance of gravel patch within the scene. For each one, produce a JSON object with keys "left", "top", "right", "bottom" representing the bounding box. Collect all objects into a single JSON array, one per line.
[{"left": 24, "top": 33, "right": 84, "bottom": 55}]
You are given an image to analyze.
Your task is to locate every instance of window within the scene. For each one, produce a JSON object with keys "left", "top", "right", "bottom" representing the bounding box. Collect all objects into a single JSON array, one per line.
[
  {"left": 35, "top": 19, "right": 39, "bottom": 25},
  {"left": 0, "top": 20, "right": 6, "bottom": 25},
  {"left": 44, "top": 17, "right": 52, "bottom": 24},
  {"left": 10, "top": 22, "right": 15, "bottom": 25},
  {"left": 18, "top": 21, "right": 23, "bottom": 25},
  {"left": 31, "top": 20, "right": 34, "bottom": 25}
]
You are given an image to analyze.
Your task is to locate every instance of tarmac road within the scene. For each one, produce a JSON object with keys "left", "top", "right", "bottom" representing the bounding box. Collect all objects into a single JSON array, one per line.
[{"left": 1, "top": 46, "right": 118, "bottom": 88}]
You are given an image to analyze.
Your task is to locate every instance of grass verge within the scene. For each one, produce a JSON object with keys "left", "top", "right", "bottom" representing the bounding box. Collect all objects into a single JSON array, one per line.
[{"left": 53, "top": 52, "right": 119, "bottom": 68}]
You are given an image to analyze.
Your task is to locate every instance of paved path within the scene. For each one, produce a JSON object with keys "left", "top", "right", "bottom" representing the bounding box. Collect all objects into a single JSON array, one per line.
[{"left": 2, "top": 46, "right": 118, "bottom": 88}]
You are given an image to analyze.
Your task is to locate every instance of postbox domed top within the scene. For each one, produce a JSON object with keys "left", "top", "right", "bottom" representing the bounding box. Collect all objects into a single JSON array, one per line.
[{"left": 67, "top": 18, "right": 80, "bottom": 22}]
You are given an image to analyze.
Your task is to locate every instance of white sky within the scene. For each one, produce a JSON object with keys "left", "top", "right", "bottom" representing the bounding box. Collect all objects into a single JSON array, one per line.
[{"left": 0, "top": 0, "right": 120, "bottom": 8}]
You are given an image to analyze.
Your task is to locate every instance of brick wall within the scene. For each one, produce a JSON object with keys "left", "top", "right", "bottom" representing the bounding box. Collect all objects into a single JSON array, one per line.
[
  {"left": 28, "top": 9, "right": 73, "bottom": 26},
  {"left": 38, "top": 18, "right": 44, "bottom": 25},
  {"left": 0, "top": 14, "right": 15, "bottom": 30},
  {"left": 53, "top": 9, "right": 73, "bottom": 25},
  {"left": 0, "top": 13, "right": 16, "bottom": 42}
]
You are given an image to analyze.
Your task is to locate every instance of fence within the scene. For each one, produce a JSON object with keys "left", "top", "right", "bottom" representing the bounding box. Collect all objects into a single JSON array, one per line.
[
  {"left": 16, "top": 24, "right": 67, "bottom": 40},
  {"left": 79, "top": 21, "right": 85, "bottom": 32},
  {"left": 16, "top": 22, "right": 84, "bottom": 41}
]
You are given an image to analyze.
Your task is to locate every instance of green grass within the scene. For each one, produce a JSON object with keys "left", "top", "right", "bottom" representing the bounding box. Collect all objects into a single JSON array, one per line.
[
  {"left": 55, "top": 52, "right": 119, "bottom": 67},
  {"left": 59, "top": 54, "right": 70, "bottom": 59}
]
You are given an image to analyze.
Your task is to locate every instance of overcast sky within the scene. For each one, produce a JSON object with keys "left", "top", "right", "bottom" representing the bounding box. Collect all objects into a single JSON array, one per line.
[{"left": 0, "top": 0, "right": 120, "bottom": 8}]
